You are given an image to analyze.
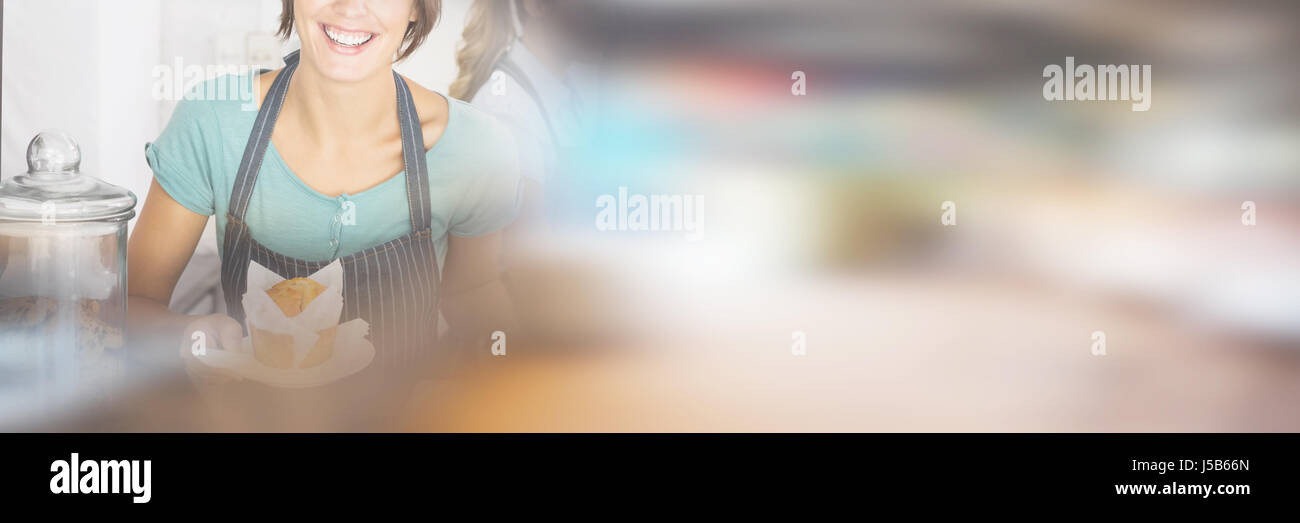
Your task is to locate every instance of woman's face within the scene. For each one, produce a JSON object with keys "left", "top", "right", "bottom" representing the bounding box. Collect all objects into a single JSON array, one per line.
[{"left": 294, "top": 0, "right": 416, "bottom": 82}]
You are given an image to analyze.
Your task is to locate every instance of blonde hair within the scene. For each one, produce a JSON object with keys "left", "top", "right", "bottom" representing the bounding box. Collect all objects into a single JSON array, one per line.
[{"left": 449, "top": 0, "right": 519, "bottom": 100}]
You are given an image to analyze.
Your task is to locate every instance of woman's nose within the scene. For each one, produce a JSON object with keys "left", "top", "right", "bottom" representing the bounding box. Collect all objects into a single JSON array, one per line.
[{"left": 330, "top": 0, "right": 368, "bottom": 18}]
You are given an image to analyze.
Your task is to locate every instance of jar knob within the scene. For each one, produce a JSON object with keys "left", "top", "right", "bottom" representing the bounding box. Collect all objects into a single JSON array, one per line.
[{"left": 26, "top": 130, "right": 81, "bottom": 175}]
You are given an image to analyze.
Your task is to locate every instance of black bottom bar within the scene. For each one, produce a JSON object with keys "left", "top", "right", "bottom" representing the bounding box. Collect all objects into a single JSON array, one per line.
[{"left": 2, "top": 434, "right": 1293, "bottom": 510}]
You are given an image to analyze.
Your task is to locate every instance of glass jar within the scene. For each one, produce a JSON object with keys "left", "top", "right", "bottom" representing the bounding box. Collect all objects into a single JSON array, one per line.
[{"left": 0, "top": 131, "right": 137, "bottom": 407}]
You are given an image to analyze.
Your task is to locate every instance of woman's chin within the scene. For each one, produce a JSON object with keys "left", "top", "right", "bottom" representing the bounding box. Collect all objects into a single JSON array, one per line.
[
  {"left": 308, "top": 51, "right": 390, "bottom": 83},
  {"left": 315, "top": 63, "right": 382, "bottom": 83}
]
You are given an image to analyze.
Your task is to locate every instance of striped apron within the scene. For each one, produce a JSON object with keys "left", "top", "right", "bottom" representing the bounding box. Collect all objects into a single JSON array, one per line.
[{"left": 220, "top": 50, "right": 440, "bottom": 377}]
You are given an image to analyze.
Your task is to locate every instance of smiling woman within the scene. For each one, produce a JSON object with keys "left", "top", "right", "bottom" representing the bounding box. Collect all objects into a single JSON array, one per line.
[
  {"left": 279, "top": 0, "right": 440, "bottom": 73},
  {"left": 127, "top": 0, "right": 522, "bottom": 393}
]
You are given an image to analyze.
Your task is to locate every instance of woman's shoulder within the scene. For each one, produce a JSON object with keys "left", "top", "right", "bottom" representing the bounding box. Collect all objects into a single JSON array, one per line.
[
  {"left": 401, "top": 77, "right": 452, "bottom": 153},
  {"left": 148, "top": 71, "right": 270, "bottom": 216},
  {"left": 154, "top": 71, "right": 268, "bottom": 157},
  {"left": 407, "top": 80, "right": 516, "bottom": 163}
]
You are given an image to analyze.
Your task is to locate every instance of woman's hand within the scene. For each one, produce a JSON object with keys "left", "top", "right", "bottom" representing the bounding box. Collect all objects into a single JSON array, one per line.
[{"left": 179, "top": 314, "right": 245, "bottom": 385}]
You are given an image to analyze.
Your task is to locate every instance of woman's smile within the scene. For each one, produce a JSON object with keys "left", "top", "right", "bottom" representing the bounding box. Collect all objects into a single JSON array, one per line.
[{"left": 319, "top": 23, "right": 379, "bottom": 55}]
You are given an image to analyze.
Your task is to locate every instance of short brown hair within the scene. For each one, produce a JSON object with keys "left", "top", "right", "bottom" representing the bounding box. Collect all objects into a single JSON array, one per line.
[{"left": 277, "top": 0, "right": 442, "bottom": 61}]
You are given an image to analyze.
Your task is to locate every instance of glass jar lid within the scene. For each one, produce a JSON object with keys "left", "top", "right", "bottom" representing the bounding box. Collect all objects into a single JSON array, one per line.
[{"left": 0, "top": 131, "right": 138, "bottom": 223}]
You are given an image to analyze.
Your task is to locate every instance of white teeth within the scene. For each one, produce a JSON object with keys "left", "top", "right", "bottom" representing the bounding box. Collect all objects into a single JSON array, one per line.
[{"left": 324, "top": 25, "right": 374, "bottom": 47}]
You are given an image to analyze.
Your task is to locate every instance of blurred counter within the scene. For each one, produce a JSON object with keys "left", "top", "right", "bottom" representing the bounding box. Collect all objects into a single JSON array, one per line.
[{"left": 25, "top": 270, "right": 1300, "bottom": 432}]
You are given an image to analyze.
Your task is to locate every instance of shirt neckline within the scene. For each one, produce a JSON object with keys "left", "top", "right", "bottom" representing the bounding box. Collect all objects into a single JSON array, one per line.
[{"left": 257, "top": 81, "right": 457, "bottom": 204}]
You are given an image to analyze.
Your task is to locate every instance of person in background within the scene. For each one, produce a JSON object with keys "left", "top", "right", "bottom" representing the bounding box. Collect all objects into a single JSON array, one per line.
[{"left": 449, "top": 0, "right": 592, "bottom": 266}]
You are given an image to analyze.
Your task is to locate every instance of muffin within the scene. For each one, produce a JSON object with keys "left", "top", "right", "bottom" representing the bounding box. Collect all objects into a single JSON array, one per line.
[{"left": 251, "top": 277, "right": 337, "bottom": 369}]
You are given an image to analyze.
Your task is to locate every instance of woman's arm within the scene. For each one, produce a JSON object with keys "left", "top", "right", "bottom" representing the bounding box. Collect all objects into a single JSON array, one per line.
[
  {"left": 128, "top": 179, "right": 241, "bottom": 361},
  {"left": 440, "top": 232, "right": 518, "bottom": 356}
]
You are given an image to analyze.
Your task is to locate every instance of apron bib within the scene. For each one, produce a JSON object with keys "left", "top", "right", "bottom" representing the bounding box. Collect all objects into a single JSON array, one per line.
[{"left": 220, "top": 51, "right": 441, "bottom": 376}]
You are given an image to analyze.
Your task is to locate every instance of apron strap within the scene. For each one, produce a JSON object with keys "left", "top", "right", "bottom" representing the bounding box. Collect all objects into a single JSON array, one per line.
[
  {"left": 226, "top": 49, "right": 431, "bottom": 232},
  {"left": 227, "top": 50, "right": 300, "bottom": 220},
  {"left": 394, "top": 72, "right": 432, "bottom": 231}
]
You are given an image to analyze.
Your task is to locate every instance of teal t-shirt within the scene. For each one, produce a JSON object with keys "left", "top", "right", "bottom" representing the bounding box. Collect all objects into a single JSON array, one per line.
[{"left": 145, "top": 74, "right": 522, "bottom": 271}]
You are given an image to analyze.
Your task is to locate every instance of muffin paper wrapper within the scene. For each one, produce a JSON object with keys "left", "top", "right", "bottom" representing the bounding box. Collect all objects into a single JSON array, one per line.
[{"left": 242, "top": 259, "right": 345, "bottom": 367}]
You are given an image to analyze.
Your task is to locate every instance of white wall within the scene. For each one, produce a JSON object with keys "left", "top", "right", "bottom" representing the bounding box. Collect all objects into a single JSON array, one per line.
[{"left": 2, "top": 0, "right": 162, "bottom": 208}]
